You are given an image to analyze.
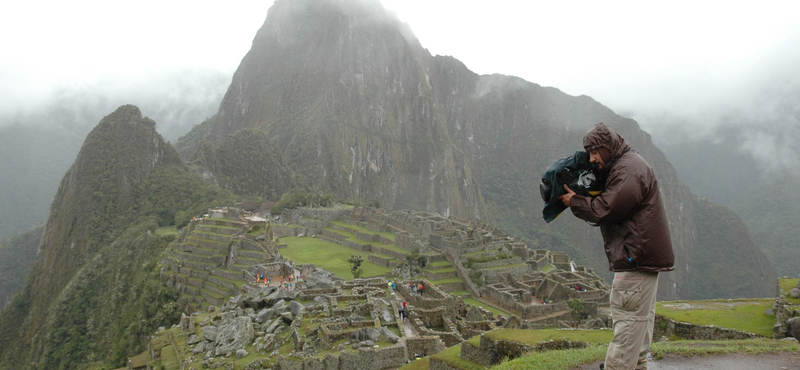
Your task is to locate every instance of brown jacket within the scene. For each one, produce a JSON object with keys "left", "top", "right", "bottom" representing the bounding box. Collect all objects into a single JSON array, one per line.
[{"left": 570, "top": 123, "right": 674, "bottom": 272}]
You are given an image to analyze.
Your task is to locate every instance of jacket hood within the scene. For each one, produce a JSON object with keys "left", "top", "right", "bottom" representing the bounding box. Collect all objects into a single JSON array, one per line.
[{"left": 583, "top": 123, "right": 631, "bottom": 163}]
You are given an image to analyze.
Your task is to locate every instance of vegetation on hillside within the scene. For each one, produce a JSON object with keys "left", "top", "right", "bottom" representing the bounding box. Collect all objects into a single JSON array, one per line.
[{"left": 0, "top": 106, "right": 238, "bottom": 370}]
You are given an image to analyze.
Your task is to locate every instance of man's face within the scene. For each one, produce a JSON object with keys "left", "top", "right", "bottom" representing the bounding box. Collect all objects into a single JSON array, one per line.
[{"left": 589, "top": 149, "right": 605, "bottom": 169}]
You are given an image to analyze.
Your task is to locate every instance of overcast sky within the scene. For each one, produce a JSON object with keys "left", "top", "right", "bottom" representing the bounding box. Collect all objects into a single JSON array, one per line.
[{"left": 2, "top": 0, "right": 799, "bottom": 134}]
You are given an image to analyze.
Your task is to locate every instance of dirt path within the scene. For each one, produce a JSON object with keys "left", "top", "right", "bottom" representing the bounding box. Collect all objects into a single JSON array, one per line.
[{"left": 574, "top": 352, "right": 800, "bottom": 370}]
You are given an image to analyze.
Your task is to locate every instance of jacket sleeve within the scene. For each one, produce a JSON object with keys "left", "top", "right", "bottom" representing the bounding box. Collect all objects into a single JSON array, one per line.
[{"left": 570, "top": 165, "right": 641, "bottom": 223}]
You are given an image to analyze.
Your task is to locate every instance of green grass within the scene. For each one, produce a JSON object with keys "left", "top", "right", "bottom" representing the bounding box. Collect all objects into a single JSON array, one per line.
[
  {"left": 430, "top": 261, "right": 451, "bottom": 267},
  {"left": 656, "top": 299, "right": 776, "bottom": 337},
  {"left": 493, "top": 338, "right": 800, "bottom": 370},
  {"left": 323, "top": 227, "right": 408, "bottom": 255},
  {"left": 540, "top": 264, "right": 555, "bottom": 273},
  {"left": 425, "top": 267, "right": 456, "bottom": 273},
  {"left": 279, "top": 236, "right": 391, "bottom": 278},
  {"left": 449, "top": 290, "right": 471, "bottom": 297},
  {"left": 431, "top": 277, "right": 463, "bottom": 285},
  {"left": 155, "top": 226, "right": 179, "bottom": 237},
  {"left": 480, "top": 263, "right": 527, "bottom": 271},
  {"left": 462, "top": 297, "right": 511, "bottom": 317},
  {"left": 431, "top": 344, "right": 483, "bottom": 370},
  {"left": 463, "top": 250, "right": 487, "bottom": 257},
  {"left": 397, "top": 357, "right": 429, "bottom": 370},
  {"left": 196, "top": 223, "right": 242, "bottom": 231},
  {"left": 779, "top": 278, "right": 800, "bottom": 305},
  {"left": 485, "top": 328, "right": 613, "bottom": 345},
  {"left": 330, "top": 220, "right": 396, "bottom": 241}
]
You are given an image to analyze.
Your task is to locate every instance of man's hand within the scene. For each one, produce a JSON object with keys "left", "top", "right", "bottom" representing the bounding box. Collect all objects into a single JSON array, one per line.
[{"left": 559, "top": 184, "right": 576, "bottom": 207}]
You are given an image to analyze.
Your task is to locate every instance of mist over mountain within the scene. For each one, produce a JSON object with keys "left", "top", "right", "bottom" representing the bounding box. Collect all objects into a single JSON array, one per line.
[
  {"left": 0, "top": 69, "right": 229, "bottom": 239},
  {"left": 175, "top": 0, "right": 775, "bottom": 300},
  {"left": 635, "top": 80, "right": 800, "bottom": 277}
]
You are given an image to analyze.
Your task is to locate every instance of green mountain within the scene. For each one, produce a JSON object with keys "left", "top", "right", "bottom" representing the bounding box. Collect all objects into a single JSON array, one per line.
[
  {"left": 174, "top": 0, "right": 774, "bottom": 300},
  {"left": 0, "top": 105, "right": 236, "bottom": 369}
]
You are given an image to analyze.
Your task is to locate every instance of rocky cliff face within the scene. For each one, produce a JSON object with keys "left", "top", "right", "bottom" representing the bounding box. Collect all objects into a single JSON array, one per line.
[
  {"left": 175, "top": 0, "right": 775, "bottom": 299},
  {"left": 176, "top": 0, "right": 484, "bottom": 218}
]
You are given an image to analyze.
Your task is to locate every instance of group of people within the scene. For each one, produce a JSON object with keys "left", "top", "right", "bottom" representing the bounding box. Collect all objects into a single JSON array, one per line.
[
  {"left": 252, "top": 271, "right": 305, "bottom": 290},
  {"left": 408, "top": 282, "right": 424, "bottom": 295}
]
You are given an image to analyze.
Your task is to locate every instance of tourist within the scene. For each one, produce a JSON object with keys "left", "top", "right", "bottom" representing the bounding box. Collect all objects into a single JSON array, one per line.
[
  {"left": 559, "top": 123, "right": 674, "bottom": 370},
  {"left": 418, "top": 283, "right": 424, "bottom": 295},
  {"left": 412, "top": 285, "right": 417, "bottom": 294}
]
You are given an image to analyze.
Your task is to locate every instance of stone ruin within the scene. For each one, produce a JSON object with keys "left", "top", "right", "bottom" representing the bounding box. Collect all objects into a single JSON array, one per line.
[{"left": 150, "top": 204, "right": 612, "bottom": 369}]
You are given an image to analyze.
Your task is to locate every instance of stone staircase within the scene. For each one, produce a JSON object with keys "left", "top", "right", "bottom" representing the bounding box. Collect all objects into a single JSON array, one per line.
[{"left": 161, "top": 217, "right": 266, "bottom": 312}]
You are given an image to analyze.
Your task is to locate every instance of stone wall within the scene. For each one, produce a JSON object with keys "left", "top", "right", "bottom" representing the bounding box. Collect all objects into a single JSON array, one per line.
[
  {"left": 405, "top": 336, "right": 446, "bottom": 360},
  {"left": 471, "top": 258, "right": 524, "bottom": 270},
  {"left": 480, "top": 264, "right": 531, "bottom": 282},
  {"left": 653, "top": 315, "right": 760, "bottom": 340}
]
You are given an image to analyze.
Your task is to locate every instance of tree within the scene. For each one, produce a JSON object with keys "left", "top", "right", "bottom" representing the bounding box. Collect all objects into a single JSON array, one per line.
[
  {"left": 567, "top": 298, "right": 585, "bottom": 326},
  {"left": 348, "top": 255, "right": 364, "bottom": 279}
]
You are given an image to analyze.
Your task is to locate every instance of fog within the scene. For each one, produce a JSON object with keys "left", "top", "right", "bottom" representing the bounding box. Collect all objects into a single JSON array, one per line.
[{"left": 2, "top": 0, "right": 799, "bottom": 170}]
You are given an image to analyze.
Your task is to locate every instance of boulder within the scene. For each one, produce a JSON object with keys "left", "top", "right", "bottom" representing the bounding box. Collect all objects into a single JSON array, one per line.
[
  {"left": 466, "top": 305, "right": 484, "bottom": 322},
  {"left": 202, "top": 326, "right": 220, "bottom": 342},
  {"left": 305, "top": 270, "right": 334, "bottom": 289},
  {"left": 266, "top": 318, "right": 282, "bottom": 334},
  {"left": 187, "top": 334, "right": 202, "bottom": 345},
  {"left": 180, "top": 313, "right": 195, "bottom": 332},
  {"left": 787, "top": 317, "right": 800, "bottom": 341},
  {"left": 192, "top": 341, "right": 208, "bottom": 354},
  {"left": 256, "top": 309, "right": 270, "bottom": 323},
  {"left": 272, "top": 300, "right": 288, "bottom": 314},
  {"left": 214, "top": 316, "right": 255, "bottom": 356},
  {"left": 289, "top": 301, "right": 304, "bottom": 317},
  {"left": 790, "top": 288, "right": 800, "bottom": 299},
  {"left": 236, "top": 349, "right": 248, "bottom": 358},
  {"left": 379, "top": 327, "right": 400, "bottom": 343},
  {"left": 281, "top": 312, "right": 294, "bottom": 324}
]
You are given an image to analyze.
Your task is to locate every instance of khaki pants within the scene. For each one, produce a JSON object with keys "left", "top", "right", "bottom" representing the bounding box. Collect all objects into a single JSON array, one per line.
[{"left": 604, "top": 270, "right": 659, "bottom": 370}]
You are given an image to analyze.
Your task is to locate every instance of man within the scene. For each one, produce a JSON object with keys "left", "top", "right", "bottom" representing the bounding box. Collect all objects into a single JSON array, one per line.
[{"left": 559, "top": 123, "right": 674, "bottom": 370}]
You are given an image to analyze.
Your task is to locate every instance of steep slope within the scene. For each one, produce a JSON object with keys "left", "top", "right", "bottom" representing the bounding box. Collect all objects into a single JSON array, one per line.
[
  {"left": 189, "top": 128, "right": 293, "bottom": 198},
  {"left": 0, "top": 226, "right": 43, "bottom": 309},
  {"left": 176, "top": 0, "right": 484, "bottom": 218},
  {"left": 174, "top": 0, "right": 775, "bottom": 299},
  {"left": 0, "top": 105, "right": 237, "bottom": 369}
]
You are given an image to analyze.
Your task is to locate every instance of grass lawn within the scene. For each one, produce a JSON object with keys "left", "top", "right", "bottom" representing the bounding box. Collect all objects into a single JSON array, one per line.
[
  {"left": 279, "top": 236, "right": 391, "bottom": 278},
  {"left": 656, "top": 299, "right": 776, "bottom": 337},
  {"left": 779, "top": 278, "right": 800, "bottom": 305},
  {"left": 462, "top": 297, "right": 511, "bottom": 317},
  {"left": 431, "top": 277, "right": 462, "bottom": 285},
  {"left": 540, "top": 264, "right": 555, "bottom": 273},
  {"left": 397, "top": 357, "right": 429, "bottom": 370},
  {"left": 484, "top": 328, "right": 613, "bottom": 345},
  {"left": 480, "top": 263, "right": 527, "bottom": 270},
  {"left": 430, "top": 261, "right": 451, "bottom": 267},
  {"left": 493, "top": 338, "right": 800, "bottom": 370},
  {"left": 430, "top": 344, "right": 483, "bottom": 370},
  {"left": 155, "top": 226, "right": 179, "bottom": 237}
]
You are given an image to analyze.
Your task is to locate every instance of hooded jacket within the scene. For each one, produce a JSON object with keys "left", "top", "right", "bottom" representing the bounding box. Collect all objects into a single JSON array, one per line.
[{"left": 570, "top": 123, "right": 675, "bottom": 272}]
